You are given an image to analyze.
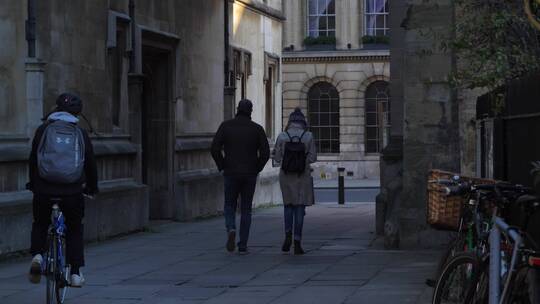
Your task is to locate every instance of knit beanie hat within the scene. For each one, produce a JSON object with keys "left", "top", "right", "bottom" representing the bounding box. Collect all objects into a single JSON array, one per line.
[
  {"left": 237, "top": 99, "right": 253, "bottom": 115},
  {"left": 288, "top": 107, "right": 307, "bottom": 126},
  {"left": 56, "top": 93, "right": 82, "bottom": 115}
]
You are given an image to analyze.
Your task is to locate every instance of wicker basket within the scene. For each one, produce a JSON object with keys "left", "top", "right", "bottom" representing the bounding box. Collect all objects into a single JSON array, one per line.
[{"left": 427, "top": 170, "right": 496, "bottom": 231}]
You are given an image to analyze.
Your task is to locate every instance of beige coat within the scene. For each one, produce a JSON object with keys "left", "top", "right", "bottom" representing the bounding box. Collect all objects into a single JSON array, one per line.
[{"left": 273, "top": 124, "right": 317, "bottom": 206}]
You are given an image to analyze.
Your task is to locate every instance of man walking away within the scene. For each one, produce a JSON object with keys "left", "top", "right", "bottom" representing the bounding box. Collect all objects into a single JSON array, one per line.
[
  {"left": 27, "top": 93, "right": 98, "bottom": 287},
  {"left": 211, "top": 99, "right": 270, "bottom": 254}
]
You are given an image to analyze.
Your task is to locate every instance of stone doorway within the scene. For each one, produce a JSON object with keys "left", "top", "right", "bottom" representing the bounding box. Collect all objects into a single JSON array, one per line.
[{"left": 141, "top": 44, "right": 174, "bottom": 219}]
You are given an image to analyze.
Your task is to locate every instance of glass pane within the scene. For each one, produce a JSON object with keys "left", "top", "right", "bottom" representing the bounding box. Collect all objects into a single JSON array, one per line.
[
  {"left": 366, "top": 113, "right": 377, "bottom": 126},
  {"left": 321, "top": 128, "right": 330, "bottom": 140},
  {"left": 366, "top": 140, "right": 377, "bottom": 153},
  {"left": 309, "top": 17, "right": 319, "bottom": 31},
  {"left": 366, "top": 127, "right": 377, "bottom": 140},
  {"left": 327, "top": 30, "right": 336, "bottom": 37},
  {"left": 309, "top": 0, "right": 317, "bottom": 15},
  {"left": 328, "top": 0, "right": 335, "bottom": 14},
  {"left": 319, "top": 0, "right": 327, "bottom": 14},
  {"left": 309, "top": 114, "right": 319, "bottom": 126},
  {"left": 309, "top": 30, "right": 318, "bottom": 38},
  {"left": 320, "top": 114, "right": 329, "bottom": 126},
  {"left": 309, "top": 99, "right": 319, "bottom": 112},
  {"left": 312, "top": 128, "right": 320, "bottom": 139},
  {"left": 376, "top": 15, "right": 385, "bottom": 30},
  {"left": 366, "top": 16, "right": 376, "bottom": 36},
  {"left": 319, "top": 16, "right": 327, "bottom": 31},
  {"left": 330, "top": 99, "right": 339, "bottom": 112},
  {"left": 330, "top": 113, "right": 339, "bottom": 125},
  {"left": 366, "top": 100, "right": 376, "bottom": 112},
  {"left": 328, "top": 16, "right": 335, "bottom": 31},
  {"left": 366, "top": 0, "right": 374, "bottom": 13},
  {"left": 376, "top": 0, "right": 387, "bottom": 13},
  {"left": 321, "top": 141, "right": 331, "bottom": 153},
  {"left": 331, "top": 140, "right": 340, "bottom": 153},
  {"left": 331, "top": 127, "right": 339, "bottom": 139},
  {"left": 320, "top": 99, "right": 330, "bottom": 113}
]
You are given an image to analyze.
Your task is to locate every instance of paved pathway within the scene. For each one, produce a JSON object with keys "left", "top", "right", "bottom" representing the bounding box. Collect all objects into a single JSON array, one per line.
[{"left": 0, "top": 203, "right": 437, "bottom": 304}]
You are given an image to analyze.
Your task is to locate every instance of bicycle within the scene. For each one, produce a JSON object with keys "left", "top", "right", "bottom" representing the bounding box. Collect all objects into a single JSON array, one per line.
[
  {"left": 44, "top": 202, "right": 71, "bottom": 304},
  {"left": 432, "top": 182, "right": 530, "bottom": 304},
  {"left": 466, "top": 194, "right": 540, "bottom": 303}
]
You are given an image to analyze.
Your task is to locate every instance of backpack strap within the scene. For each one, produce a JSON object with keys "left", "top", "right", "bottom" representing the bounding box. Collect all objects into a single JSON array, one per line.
[{"left": 299, "top": 130, "right": 307, "bottom": 141}]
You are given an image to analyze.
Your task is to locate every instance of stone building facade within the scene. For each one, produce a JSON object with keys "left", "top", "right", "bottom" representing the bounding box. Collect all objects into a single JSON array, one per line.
[
  {"left": 281, "top": 0, "right": 390, "bottom": 179},
  {"left": 0, "top": 0, "right": 283, "bottom": 256}
]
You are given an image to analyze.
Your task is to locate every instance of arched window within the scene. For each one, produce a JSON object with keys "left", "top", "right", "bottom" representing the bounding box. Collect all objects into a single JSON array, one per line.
[
  {"left": 365, "top": 81, "right": 390, "bottom": 154},
  {"left": 308, "top": 82, "right": 340, "bottom": 153}
]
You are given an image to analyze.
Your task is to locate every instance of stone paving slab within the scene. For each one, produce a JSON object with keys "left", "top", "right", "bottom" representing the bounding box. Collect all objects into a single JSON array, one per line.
[{"left": 0, "top": 203, "right": 438, "bottom": 304}]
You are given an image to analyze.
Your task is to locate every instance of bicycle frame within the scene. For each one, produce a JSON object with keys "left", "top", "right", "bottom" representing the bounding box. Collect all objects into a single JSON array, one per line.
[{"left": 489, "top": 216, "right": 523, "bottom": 304}]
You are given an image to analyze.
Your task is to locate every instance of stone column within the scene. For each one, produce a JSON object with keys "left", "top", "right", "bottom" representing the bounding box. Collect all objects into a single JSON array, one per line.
[
  {"left": 349, "top": 0, "right": 360, "bottom": 49},
  {"left": 293, "top": 0, "right": 305, "bottom": 51},
  {"left": 25, "top": 58, "right": 46, "bottom": 137},
  {"left": 336, "top": 0, "right": 348, "bottom": 50}
]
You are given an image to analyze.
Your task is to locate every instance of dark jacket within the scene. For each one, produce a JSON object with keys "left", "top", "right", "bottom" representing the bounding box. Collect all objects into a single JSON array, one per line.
[
  {"left": 211, "top": 114, "right": 270, "bottom": 176},
  {"left": 28, "top": 117, "right": 98, "bottom": 196}
]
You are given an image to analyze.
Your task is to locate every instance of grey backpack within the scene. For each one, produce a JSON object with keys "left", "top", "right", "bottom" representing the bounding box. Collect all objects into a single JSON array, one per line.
[{"left": 37, "top": 120, "right": 85, "bottom": 183}]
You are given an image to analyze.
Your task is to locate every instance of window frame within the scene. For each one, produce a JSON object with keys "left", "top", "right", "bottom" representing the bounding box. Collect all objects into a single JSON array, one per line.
[
  {"left": 364, "top": 0, "right": 389, "bottom": 37},
  {"left": 306, "top": 0, "right": 336, "bottom": 38},
  {"left": 364, "top": 81, "right": 390, "bottom": 154},
  {"left": 307, "top": 81, "right": 340, "bottom": 154}
]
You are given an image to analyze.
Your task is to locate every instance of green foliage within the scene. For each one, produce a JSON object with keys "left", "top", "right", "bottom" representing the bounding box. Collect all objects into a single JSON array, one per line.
[
  {"left": 424, "top": 0, "right": 540, "bottom": 90},
  {"left": 303, "top": 36, "right": 337, "bottom": 46},
  {"left": 362, "top": 35, "right": 390, "bottom": 45}
]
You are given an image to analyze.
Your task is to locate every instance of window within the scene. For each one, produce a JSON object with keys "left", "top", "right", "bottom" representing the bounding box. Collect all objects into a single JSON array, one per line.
[
  {"left": 365, "top": 81, "right": 390, "bottom": 153},
  {"left": 234, "top": 49, "right": 252, "bottom": 100},
  {"left": 307, "top": 0, "right": 336, "bottom": 37},
  {"left": 308, "top": 82, "right": 340, "bottom": 153},
  {"left": 365, "top": 0, "right": 389, "bottom": 36}
]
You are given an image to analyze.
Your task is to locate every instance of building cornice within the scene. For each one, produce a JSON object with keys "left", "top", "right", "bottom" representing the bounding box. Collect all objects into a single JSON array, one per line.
[{"left": 282, "top": 53, "right": 390, "bottom": 64}]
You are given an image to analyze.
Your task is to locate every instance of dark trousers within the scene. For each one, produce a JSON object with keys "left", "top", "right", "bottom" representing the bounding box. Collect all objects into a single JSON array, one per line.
[
  {"left": 30, "top": 193, "right": 85, "bottom": 268},
  {"left": 284, "top": 205, "right": 306, "bottom": 241},
  {"left": 224, "top": 175, "right": 257, "bottom": 249}
]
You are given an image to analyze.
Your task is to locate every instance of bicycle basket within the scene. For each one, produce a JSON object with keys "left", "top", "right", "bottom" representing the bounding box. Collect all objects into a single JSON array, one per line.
[{"left": 427, "top": 170, "right": 496, "bottom": 231}]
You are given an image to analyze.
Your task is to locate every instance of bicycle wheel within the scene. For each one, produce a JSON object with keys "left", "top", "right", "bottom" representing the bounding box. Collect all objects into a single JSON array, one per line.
[
  {"left": 427, "top": 236, "right": 467, "bottom": 287},
  {"left": 55, "top": 237, "right": 68, "bottom": 304},
  {"left": 432, "top": 253, "right": 482, "bottom": 304},
  {"left": 464, "top": 257, "right": 489, "bottom": 304},
  {"left": 46, "top": 237, "right": 57, "bottom": 304},
  {"left": 505, "top": 267, "right": 540, "bottom": 304}
]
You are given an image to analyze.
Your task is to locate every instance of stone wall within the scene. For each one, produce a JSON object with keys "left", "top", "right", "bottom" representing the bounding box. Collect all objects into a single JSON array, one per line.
[{"left": 0, "top": 0, "right": 283, "bottom": 256}]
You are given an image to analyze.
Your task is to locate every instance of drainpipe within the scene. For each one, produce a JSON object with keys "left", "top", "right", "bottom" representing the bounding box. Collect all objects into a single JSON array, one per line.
[
  {"left": 223, "top": 0, "right": 235, "bottom": 120},
  {"left": 26, "top": 0, "right": 36, "bottom": 57}
]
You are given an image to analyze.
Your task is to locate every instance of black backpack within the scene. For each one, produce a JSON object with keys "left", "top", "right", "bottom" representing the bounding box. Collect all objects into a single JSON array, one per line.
[{"left": 281, "top": 130, "right": 307, "bottom": 174}]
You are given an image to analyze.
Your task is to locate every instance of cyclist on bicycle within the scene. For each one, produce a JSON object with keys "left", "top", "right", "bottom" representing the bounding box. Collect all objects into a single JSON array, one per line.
[{"left": 27, "top": 93, "right": 98, "bottom": 287}]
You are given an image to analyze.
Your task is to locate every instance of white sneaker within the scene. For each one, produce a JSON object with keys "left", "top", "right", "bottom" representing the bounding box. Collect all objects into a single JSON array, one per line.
[
  {"left": 28, "top": 254, "right": 43, "bottom": 284},
  {"left": 70, "top": 272, "right": 85, "bottom": 288}
]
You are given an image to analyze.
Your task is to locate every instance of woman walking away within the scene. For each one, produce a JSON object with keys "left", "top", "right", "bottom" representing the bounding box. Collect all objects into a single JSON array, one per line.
[{"left": 273, "top": 108, "right": 317, "bottom": 255}]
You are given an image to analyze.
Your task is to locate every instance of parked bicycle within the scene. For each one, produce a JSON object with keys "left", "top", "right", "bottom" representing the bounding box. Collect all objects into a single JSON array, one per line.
[{"left": 431, "top": 181, "right": 540, "bottom": 304}]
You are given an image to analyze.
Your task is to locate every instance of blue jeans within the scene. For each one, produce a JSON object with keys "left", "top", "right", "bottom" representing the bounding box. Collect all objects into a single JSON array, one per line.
[
  {"left": 284, "top": 205, "right": 306, "bottom": 241},
  {"left": 224, "top": 175, "right": 257, "bottom": 249}
]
